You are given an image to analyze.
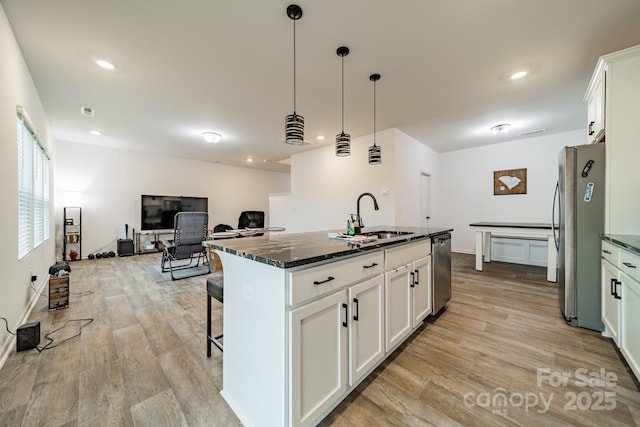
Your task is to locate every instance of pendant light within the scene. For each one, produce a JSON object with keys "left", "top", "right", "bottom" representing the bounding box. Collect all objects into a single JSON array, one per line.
[
  {"left": 368, "top": 73, "right": 382, "bottom": 165},
  {"left": 335, "top": 46, "right": 351, "bottom": 156},
  {"left": 285, "top": 4, "right": 304, "bottom": 145}
]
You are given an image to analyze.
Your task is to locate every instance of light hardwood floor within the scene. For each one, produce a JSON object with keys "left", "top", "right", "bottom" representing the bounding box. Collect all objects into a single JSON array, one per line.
[{"left": 0, "top": 253, "right": 638, "bottom": 426}]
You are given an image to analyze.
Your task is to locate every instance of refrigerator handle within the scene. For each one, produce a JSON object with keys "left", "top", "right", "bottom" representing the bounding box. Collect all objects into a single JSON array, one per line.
[{"left": 552, "top": 182, "right": 560, "bottom": 250}]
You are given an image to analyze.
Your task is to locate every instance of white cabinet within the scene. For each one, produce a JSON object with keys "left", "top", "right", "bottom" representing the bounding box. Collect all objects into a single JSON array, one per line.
[
  {"left": 290, "top": 290, "right": 348, "bottom": 427},
  {"left": 588, "top": 45, "right": 640, "bottom": 235},
  {"left": 384, "top": 242, "right": 432, "bottom": 352},
  {"left": 348, "top": 275, "right": 385, "bottom": 386},
  {"left": 601, "top": 257, "right": 620, "bottom": 344},
  {"left": 586, "top": 67, "right": 605, "bottom": 144},
  {"left": 600, "top": 239, "right": 640, "bottom": 381},
  {"left": 385, "top": 265, "right": 412, "bottom": 351},
  {"left": 620, "top": 271, "right": 640, "bottom": 382},
  {"left": 290, "top": 272, "right": 386, "bottom": 427}
]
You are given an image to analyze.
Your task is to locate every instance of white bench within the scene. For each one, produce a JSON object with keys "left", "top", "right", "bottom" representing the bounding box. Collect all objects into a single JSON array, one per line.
[{"left": 469, "top": 222, "right": 558, "bottom": 282}]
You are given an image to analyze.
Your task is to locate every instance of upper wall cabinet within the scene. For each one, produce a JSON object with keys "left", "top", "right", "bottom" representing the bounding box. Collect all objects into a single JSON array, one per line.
[
  {"left": 585, "top": 66, "right": 606, "bottom": 144},
  {"left": 587, "top": 44, "right": 640, "bottom": 235}
]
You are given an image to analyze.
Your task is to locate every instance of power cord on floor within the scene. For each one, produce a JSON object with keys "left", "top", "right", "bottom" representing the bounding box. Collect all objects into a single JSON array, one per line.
[
  {"left": 70, "top": 290, "right": 94, "bottom": 297},
  {"left": 1, "top": 317, "right": 16, "bottom": 335},
  {"left": 30, "top": 282, "right": 48, "bottom": 299},
  {"left": 36, "top": 318, "right": 94, "bottom": 352}
]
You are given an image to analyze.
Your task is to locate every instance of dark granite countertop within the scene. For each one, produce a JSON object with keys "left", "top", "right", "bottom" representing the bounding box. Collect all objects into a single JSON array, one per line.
[
  {"left": 601, "top": 234, "right": 640, "bottom": 256},
  {"left": 204, "top": 226, "right": 453, "bottom": 269}
]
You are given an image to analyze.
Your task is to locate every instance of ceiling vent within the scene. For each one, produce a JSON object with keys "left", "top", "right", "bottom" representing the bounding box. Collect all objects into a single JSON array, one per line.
[
  {"left": 80, "top": 106, "right": 95, "bottom": 117},
  {"left": 519, "top": 128, "right": 546, "bottom": 136}
]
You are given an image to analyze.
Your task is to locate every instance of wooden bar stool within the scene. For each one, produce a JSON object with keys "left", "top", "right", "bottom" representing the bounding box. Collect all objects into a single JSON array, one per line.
[{"left": 207, "top": 276, "right": 224, "bottom": 356}]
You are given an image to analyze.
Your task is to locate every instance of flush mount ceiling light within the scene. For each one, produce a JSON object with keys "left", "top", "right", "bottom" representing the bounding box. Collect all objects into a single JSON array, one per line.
[
  {"left": 284, "top": 4, "right": 305, "bottom": 145},
  {"left": 95, "top": 59, "right": 116, "bottom": 70},
  {"left": 511, "top": 70, "right": 528, "bottom": 79},
  {"left": 202, "top": 132, "right": 222, "bottom": 143},
  {"left": 491, "top": 123, "right": 511, "bottom": 134},
  {"left": 335, "top": 46, "right": 351, "bottom": 157},
  {"left": 368, "top": 73, "right": 382, "bottom": 165}
]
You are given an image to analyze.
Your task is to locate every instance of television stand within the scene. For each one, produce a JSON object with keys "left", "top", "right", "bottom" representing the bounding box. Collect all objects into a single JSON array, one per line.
[{"left": 134, "top": 229, "right": 174, "bottom": 254}]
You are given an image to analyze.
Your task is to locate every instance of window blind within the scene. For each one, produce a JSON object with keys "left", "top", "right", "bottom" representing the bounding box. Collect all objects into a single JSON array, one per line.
[{"left": 17, "top": 107, "right": 50, "bottom": 259}]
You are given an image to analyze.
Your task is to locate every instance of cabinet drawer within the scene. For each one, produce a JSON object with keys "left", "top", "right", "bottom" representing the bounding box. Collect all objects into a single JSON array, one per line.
[
  {"left": 601, "top": 241, "right": 619, "bottom": 266},
  {"left": 385, "top": 240, "right": 430, "bottom": 270},
  {"left": 620, "top": 250, "right": 640, "bottom": 282},
  {"left": 288, "top": 252, "right": 384, "bottom": 306}
]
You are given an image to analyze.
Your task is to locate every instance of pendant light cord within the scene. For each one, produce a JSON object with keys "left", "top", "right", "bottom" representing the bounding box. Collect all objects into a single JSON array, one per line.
[
  {"left": 293, "top": 19, "right": 297, "bottom": 114},
  {"left": 373, "top": 78, "right": 377, "bottom": 146},
  {"left": 341, "top": 55, "right": 345, "bottom": 133}
]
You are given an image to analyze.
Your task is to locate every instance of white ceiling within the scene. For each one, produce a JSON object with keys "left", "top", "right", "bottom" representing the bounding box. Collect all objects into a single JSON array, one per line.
[{"left": 3, "top": 0, "right": 640, "bottom": 173}]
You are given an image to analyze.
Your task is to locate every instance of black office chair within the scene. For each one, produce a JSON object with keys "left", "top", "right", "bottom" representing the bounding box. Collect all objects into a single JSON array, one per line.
[
  {"left": 237, "top": 211, "right": 265, "bottom": 236},
  {"left": 207, "top": 276, "right": 224, "bottom": 355}
]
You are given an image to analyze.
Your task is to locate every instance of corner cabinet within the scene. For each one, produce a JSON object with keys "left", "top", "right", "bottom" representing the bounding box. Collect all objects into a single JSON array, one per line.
[
  {"left": 63, "top": 207, "right": 81, "bottom": 261},
  {"left": 585, "top": 65, "right": 605, "bottom": 144},
  {"left": 588, "top": 44, "right": 640, "bottom": 235},
  {"left": 600, "top": 239, "right": 640, "bottom": 381}
]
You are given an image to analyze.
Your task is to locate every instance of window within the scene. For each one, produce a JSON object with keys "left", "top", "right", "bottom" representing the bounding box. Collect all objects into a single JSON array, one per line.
[{"left": 17, "top": 107, "right": 50, "bottom": 259}]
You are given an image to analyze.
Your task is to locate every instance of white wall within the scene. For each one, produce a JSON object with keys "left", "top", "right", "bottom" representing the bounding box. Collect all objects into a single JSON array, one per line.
[
  {"left": 439, "top": 129, "right": 583, "bottom": 253},
  {"left": 270, "top": 128, "right": 443, "bottom": 233},
  {"left": 0, "top": 4, "right": 56, "bottom": 365},
  {"left": 393, "top": 129, "right": 441, "bottom": 227},
  {"left": 55, "top": 141, "right": 290, "bottom": 257}
]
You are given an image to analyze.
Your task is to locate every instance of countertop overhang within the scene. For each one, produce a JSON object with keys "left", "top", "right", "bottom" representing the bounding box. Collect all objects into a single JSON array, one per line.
[
  {"left": 204, "top": 226, "right": 453, "bottom": 268},
  {"left": 601, "top": 234, "right": 640, "bottom": 256}
]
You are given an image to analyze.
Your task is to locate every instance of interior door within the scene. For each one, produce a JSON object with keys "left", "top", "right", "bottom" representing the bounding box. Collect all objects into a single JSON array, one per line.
[{"left": 419, "top": 173, "right": 431, "bottom": 226}]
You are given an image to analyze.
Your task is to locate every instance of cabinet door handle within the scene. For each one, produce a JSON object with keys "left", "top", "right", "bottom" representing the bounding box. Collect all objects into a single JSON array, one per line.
[
  {"left": 622, "top": 262, "right": 637, "bottom": 269},
  {"left": 602, "top": 250, "right": 612, "bottom": 255},
  {"left": 313, "top": 276, "right": 335, "bottom": 285},
  {"left": 414, "top": 269, "right": 419, "bottom": 285},
  {"left": 363, "top": 262, "right": 378, "bottom": 269},
  {"left": 614, "top": 280, "right": 622, "bottom": 300},
  {"left": 588, "top": 121, "right": 595, "bottom": 136},
  {"left": 610, "top": 278, "right": 616, "bottom": 296},
  {"left": 353, "top": 298, "right": 359, "bottom": 321},
  {"left": 342, "top": 303, "right": 348, "bottom": 328},
  {"left": 409, "top": 272, "right": 415, "bottom": 288}
]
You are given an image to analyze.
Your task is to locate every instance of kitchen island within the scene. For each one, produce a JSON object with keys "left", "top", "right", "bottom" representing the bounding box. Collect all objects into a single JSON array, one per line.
[{"left": 204, "top": 226, "right": 452, "bottom": 427}]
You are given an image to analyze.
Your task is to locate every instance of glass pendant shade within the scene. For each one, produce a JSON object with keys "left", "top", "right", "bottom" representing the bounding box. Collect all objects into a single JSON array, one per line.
[
  {"left": 285, "top": 113, "right": 305, "bottom": 145},
  {"left": 368, "top": 144, "right": 381, "bottom": 164},
  {"left": 336, "top": 132, "right": 351, "bottom": 156}
]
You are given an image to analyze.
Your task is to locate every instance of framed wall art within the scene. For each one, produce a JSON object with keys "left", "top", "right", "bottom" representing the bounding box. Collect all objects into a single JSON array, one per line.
[{"left": 494, "top": 168, "right": 527, "bottom": 195}]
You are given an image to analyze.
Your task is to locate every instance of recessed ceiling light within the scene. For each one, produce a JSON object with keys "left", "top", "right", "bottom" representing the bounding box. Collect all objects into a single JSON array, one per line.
[
  {"left": 89, "top": 130, "right": 102, "bottom": 136},
  {"left": 317, "top": 135, "right": 325, "bottom": 140},
  {"left": 202, "top": 132, "right": 222, "bottom": 143},
  {"left": 95, "top": 59, "right": 116, "bottom": 70},
  {"left": 490, "top": 123, "right": 511, "bottom": 134},
  {"left": 511, "top": 71, "right": 527, "bottom": 80},
  {"left": 246, "top": 158, "right": 254, "bottom": 163}
]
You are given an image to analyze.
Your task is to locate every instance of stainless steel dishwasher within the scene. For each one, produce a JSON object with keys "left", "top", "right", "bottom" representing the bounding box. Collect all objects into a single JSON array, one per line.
[{"left": 432, "top": 232, "right": 452, "bottom": 314}]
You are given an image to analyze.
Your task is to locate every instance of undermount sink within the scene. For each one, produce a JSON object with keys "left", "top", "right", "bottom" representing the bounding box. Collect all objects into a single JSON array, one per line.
[{"left": 363, "top": 230, "right": 413, "bottom": 239}]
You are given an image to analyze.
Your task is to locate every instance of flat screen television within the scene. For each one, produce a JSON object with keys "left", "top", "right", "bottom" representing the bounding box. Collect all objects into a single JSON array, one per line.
[{"left": 141, "top": 195, "right": 208, "bottom": 230}]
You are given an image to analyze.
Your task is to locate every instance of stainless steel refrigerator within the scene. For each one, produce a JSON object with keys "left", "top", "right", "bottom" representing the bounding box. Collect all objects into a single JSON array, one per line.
[{"left": 553, "top": 143, "right": 605, "bottom": 331}]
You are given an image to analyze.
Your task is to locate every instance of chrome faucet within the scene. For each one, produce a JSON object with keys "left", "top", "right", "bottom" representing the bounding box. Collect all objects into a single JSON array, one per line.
[{"left": 356, "top": 192, "right": 379, "bottom": 229}]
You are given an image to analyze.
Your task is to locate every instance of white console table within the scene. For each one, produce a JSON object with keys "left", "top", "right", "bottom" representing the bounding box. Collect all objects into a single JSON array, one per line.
[{"left": 469, "top": 222, "right": 558, "bottom": 282}]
